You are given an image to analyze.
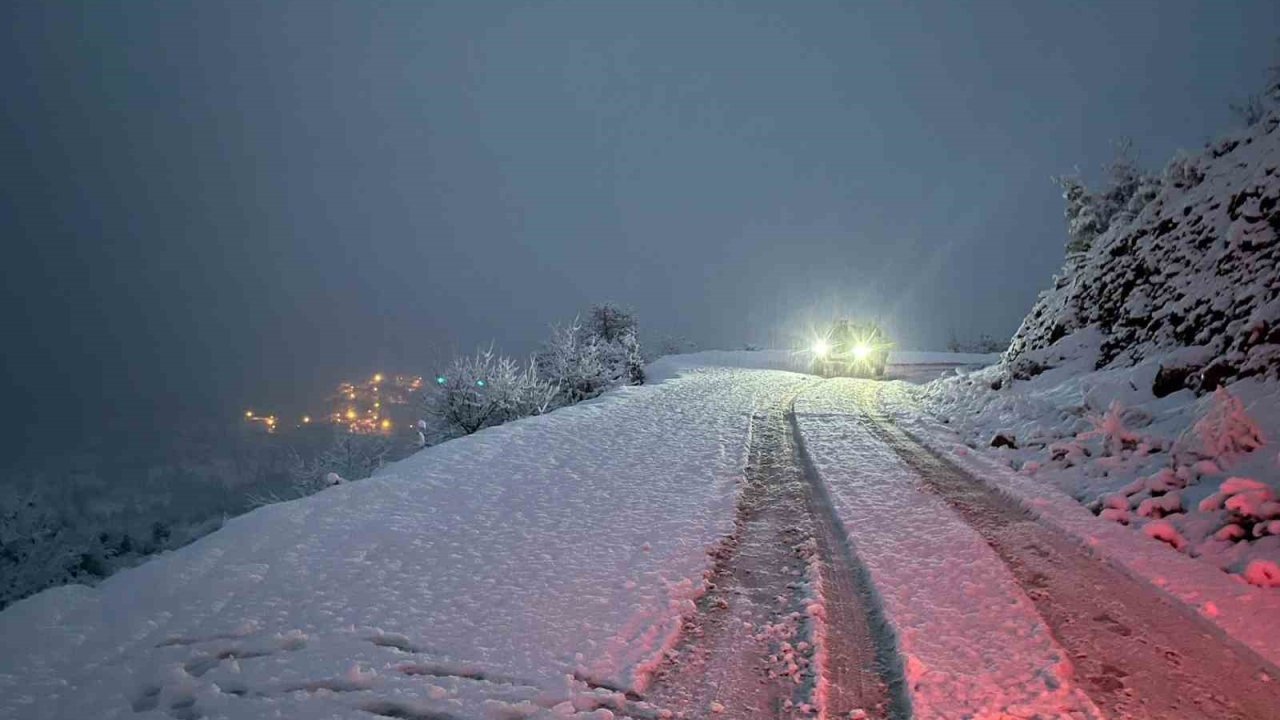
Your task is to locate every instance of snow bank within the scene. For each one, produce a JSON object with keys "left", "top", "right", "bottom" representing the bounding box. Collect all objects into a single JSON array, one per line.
[
  {"left": 920, "top": 335, "right": 1280, "bottom": 592},
  {"left": 886, "top": 373, "right": 1280, "bottom": 669},
  {"left": 0, "top": 368, "right": 812, "bottom": 720}
]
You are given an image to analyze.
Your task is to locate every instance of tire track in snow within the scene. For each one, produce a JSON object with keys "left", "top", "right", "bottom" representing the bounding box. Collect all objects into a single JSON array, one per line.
[
  {"left": 647, "top": 393, "right": 899, "bottom": 719},
  {"left": 859, "top": 383, "right": 1280, "bottom": 719},
  {"left": 789, "top": 400, "right": 911, "bottom": 720}
]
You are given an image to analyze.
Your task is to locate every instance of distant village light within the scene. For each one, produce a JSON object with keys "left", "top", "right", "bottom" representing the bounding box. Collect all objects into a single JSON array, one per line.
[{"left": 247, "top": 371, "right": 423, "bottom": 436}]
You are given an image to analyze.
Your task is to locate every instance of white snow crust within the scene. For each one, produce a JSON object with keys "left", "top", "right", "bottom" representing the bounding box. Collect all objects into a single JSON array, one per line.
[
  {"left": 899, "top": 361, "right": 1280, "bottom": 668},
  {"left": 793, "top": 381, "right": 1102, "bottom": 719},
  {"left": 0, "top": 366, "right": 811, "bottom": 720}
]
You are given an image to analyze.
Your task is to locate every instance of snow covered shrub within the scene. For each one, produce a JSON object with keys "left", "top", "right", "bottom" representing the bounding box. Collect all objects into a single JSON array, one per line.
[
  {"left": 599, "top": 325, "right": 646, "bottom": 386},
  {"left": 585, "top": 302, "right": 636, "bottom": 343},
  {"left": 583, "top": 303, "right": 644, "bottom": 381},
  {"left": 1201, "top": 477, "right": 1280, "bottom": 540},
  {"left": 426, "top": 348, "right": 557, "bottom": 438},
  {"left": 1057, "top": 176, "right": 1105, "bottom": 255},
  {"left": 1143, "top": 519, "right": 1188, "bottom": 552},
  {"left": 1243, "top": 559, "right": 1280, "bottom": 588},
  {"left": 1189, "top": 388, "right": 1265, "bottom": 464},
  {"left": 1136, "top": 492, "right": 1183, "bottom": 519},
  {"left": 1103, "top": 141, "right": 1162, "bottom": 227},
  {"left": 1054, "top": 142, "right": 1161, "bottom": 256},
  {"left": 1076, "top": 400, "right": 1141, "bottom": 456},
  {"left": 1161, "top": 150, "right": 1205, "bottom": 190},
  {"left": 537, "top": 305, "right": 645, "bottom": 407},
  {"left": 584, "top": 303, "right": 645, "bottom": 386},
  {"left": 539, "top": 318, "right": 607, "bottom": 405},
  {"left": 313, "top": 433, "right": 391, "bottom": 485}
]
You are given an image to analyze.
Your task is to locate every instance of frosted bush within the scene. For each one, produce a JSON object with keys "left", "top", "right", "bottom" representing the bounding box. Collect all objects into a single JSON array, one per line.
[
  {"left": 1055, "top": 142, "right": 1161, "bottom": 255},
  {"left": 1143, "top": 519, "right": 1187, "bottom": 552},
  {"left": 538, "top": 307, "right": 645, "bottom": 407},
  {"left": 539, "top": 318, "right": 607, "bottom": 405},
  {"left": 426, "top": 348, "right": 558, "bottom": 438},
  {"left": 1243, "top": 559, "right": 1280, "bottom": 588},
  {"left": 1191, "top": 388, "right": 1264, "bottom": 463},
  {"left": 1161, "top": 150, "right": 1205, "bottom": 189},
  {"left": 1076, "top": 400, "right": 1141, "bottom": 456}
]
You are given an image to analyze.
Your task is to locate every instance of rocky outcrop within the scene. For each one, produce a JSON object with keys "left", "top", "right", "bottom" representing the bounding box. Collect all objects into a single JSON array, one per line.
[{"left": 1007, "top": 113, "right": 1280, "bottom": 392}]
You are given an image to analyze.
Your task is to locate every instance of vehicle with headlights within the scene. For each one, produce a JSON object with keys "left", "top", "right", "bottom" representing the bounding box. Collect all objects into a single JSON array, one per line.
[{"left": 810, "top": 320, "right": 891, "bottom": 378}]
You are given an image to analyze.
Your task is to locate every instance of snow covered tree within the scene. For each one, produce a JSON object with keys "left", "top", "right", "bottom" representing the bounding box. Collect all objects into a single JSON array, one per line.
[
  {"left": 600, "top": 326, "right": 646, "bottom": 386},
  {"left": 539, "top": 318, "right": 607, "bottom": 405},
  {"left": 586, "top": 303, "right": 638, "bottom": 344},
  {"left": 313, "top": 432, "right": 392, "bottom": 486},
  {"left": 1056, "top": 141, "right": 1160, "bottom": 255},
  {"left": 538, "top": 308, "right": 645, "bottom": 407},
  {"left": 1100, "top": 140, "right": 1161, "bottom": 227},
  {"left": 1057, "top": 175, "right": 1105, "bottom": 254},
  {"left": 584, "top": 304, "right": 644, "bottom": 385},
  {"left": 426, "top": 348, "right": 557, "bottom": 438}
]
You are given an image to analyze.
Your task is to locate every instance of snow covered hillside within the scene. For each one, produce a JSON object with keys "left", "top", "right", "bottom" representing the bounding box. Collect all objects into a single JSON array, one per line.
[
  {"left": 0, "top": 366, "right": 811, "bottom": 720},
  {"left": 1008, "top": 110, "right": 1280, "bottom": 387},
  {"left": 920, "top": 110, "right": 1280, "bottom": 590}
]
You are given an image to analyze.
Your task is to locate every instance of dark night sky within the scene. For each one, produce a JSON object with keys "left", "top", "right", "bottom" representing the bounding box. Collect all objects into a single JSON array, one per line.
[{"left": 1, "top": 1, "right": 1276, "bottom": 460}]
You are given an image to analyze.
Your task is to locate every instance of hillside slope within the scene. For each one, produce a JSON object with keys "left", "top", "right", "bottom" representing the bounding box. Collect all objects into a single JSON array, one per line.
[
  {"left": 1008, "top": 111, "right": 1280, "bottom": 390},
  {"left": 921, "top": 111, "right": 1280, "bottom": 589}
]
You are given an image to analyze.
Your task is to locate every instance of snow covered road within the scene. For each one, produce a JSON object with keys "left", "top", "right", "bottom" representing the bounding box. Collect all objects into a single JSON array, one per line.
[
  {"left": 796, "top": 378, "right": 1280, "bottom": 719},
  {"left": 4, "top": 356, "right": 1279, "bottom": 720},
  {"left": 0, "top": 367, "right": 814, "bottom": 720},
  {"left": 646, "top": 394, "right": 896, "bottom": 719}
]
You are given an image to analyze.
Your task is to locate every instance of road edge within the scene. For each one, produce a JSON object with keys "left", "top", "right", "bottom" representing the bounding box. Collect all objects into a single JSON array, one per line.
[{"left": 879, "top": 383, "right": 1280, "bottom": 673}]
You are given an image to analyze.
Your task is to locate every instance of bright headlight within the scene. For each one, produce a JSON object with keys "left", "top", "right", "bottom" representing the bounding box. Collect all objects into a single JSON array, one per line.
[
  {"left": 852, "top": 343, "right": 873, "bottom": 360},
  {"left": 812, "top": 339, "right": 830, "bottom": 357}
]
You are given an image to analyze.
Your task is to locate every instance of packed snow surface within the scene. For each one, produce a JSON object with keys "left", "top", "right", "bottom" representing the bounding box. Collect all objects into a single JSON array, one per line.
[
  {"left": 0, "top": 365, "right": 812, "bottom": 719},
  {"left": 793, "top": 381, "right": 1101, "bottom": 719},
  {"left": 12, "top": 349, "right": 1237, "bottom": 720}
]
